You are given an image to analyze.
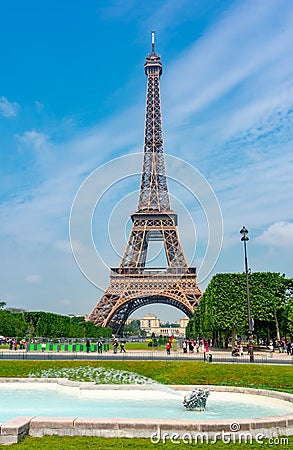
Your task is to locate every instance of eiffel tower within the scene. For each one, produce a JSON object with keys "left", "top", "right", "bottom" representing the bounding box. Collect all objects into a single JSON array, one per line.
[{"left": 88, "top": 32, "right": 201, "bottom": 335}]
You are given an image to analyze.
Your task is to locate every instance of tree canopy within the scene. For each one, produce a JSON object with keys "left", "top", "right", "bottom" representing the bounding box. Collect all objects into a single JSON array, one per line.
[
  {"left": 186, "top": 272, "right": 293, "bottom": 345},
  {"left": 0, "top": 309, "right": 112, "bottom": 339}
]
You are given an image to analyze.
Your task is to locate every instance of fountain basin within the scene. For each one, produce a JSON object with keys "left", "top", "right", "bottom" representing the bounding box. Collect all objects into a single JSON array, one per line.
[{"left": 0, "top": 379, "right": 292, "bottom": 444}]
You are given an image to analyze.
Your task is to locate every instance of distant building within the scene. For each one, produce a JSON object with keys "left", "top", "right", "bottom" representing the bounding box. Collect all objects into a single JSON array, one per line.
[
  {"left": 67, "top": 314, "right": 87, "bottom": 319},
  {"left": 135, "top": 314, "right": 189, "bottom": 337}
]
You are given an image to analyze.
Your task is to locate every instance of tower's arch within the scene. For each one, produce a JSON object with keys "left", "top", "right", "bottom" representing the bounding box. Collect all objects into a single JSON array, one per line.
[{"left": 104, "top": 294, "right": 196, "bottom": 336}]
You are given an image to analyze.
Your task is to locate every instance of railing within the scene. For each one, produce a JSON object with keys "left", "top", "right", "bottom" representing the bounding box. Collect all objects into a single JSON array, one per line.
[
  {"left": 110, "top": 267, "right": 197, "bottom": 276},
  {"left": 0, "top": 350, "right": 292, "bottom": 365}
]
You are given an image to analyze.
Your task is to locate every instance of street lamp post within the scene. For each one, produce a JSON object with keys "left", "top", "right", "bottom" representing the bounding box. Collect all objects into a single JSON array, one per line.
[{"left": 240, "top": 226, "right": 254, "bottom": 363}]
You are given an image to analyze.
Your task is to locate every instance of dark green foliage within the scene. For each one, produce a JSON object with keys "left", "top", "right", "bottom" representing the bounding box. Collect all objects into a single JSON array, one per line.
[
  {"left": 0, "top": 310, "right": 26, "bottom": 337},
  {"left": 186, "top": 308, "right": 200, "bottom": 338},
  {"left": 0, "top": 310, "right": 111, "bottom": 339},
  {"left": 123, "top": 319, "right": 145, "bottom": 336}
]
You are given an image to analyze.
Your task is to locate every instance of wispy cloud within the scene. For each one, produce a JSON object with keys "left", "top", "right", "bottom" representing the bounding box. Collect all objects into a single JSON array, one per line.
[
  {"left": 0, "top": 96, "right": 19, "bottom": 117},
  {"left": 164, "top": 0, "right": 293, "bottom": 144},
  {"left": 16, "top": 130, "right": 49, "bottom": 152},
  {"left": 255, "top": 222, "right": 293, "bottom": 249}
]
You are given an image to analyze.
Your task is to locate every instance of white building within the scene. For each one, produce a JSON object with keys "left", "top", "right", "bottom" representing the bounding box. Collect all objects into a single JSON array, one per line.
[{"left": 138, "top": 314, "right": 189, "bottom": 337}]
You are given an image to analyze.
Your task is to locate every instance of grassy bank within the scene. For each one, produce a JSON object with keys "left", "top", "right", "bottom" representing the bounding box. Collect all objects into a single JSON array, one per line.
[
  {"left": 0, "top": 360, "right": 292, "bottom": 392},
  {"left": 10, "top": 435, "right": 292, "bottom": 449}
]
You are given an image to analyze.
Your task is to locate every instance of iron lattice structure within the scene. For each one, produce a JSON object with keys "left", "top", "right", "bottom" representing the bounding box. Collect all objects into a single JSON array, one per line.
[{"left": 88, "top": 33, "right": 201, "bottom": 335}]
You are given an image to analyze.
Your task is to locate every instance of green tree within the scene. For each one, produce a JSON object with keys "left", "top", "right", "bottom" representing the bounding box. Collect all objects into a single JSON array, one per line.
[
  {"left": 186, "top": 309, "right": 200, "bottom": 339},
  {"left": 197, "top": 272, "right": 291, "bottom": 346},
  {"left": 0, "top": 310, "right": 26, "bottom": 337},
  {"left": 123, "top": 320, "right": 144, "bottom": 336}
]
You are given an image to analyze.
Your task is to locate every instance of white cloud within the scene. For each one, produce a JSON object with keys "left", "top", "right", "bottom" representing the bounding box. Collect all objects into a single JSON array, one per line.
[
  {"left": 16, "top": 130, "right": 49, "bottom": 152},
  {"left": 0, "top": 96, "right": 19, "bottom": 117},
  {"left": 25, "top": 275, "right": 41, "bottom": 284},
  {"left": 164, "top": 0, "right": 293, "bottom": 146},
  {"left": 255, "top": 222, "right": 293, "bottom": 249}
]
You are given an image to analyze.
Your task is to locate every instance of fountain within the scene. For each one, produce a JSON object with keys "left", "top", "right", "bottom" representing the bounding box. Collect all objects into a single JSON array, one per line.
[
  {"left": 0, "top": 369, "right": 292, "bottom": 444},
  {"left": 183, "top": 388, "right": 210, "bottom": 411}
]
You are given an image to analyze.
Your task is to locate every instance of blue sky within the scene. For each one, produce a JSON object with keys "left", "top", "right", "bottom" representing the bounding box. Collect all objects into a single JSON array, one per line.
[{"left": 1, "top": 0, "right": 292, "bottom": 321}]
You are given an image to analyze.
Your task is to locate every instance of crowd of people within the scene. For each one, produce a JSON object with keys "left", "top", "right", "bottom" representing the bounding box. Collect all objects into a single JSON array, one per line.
[
  {"left": 231, "top": 342, "right": 245, "bottom": 357},
  {"left": 85, "top": 338, "right": 127, "bottom": 354},
  {"left": 2, "top": 338, "right": 26, "bottom": 350},
  {"left": 1, "top": 336, "right": 293, "bottom": 357},
  {"left": 181, "top": 338, "right": 212, "bottom": 355},
  {"left": 268, "top": 339, "right": 293, "bottom": 357}
]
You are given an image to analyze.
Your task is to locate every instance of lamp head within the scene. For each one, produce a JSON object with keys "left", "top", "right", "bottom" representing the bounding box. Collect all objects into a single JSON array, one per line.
[{"left": 240, "top": 226, "right": 249, "bottom": 241}]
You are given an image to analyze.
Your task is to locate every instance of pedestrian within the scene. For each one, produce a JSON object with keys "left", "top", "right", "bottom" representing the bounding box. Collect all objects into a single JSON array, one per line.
[
  {"left": 188, "top": 340, "right": 194, "bottom": 353},
  {"left": 205, "top": 340, "right": 209, "bottom": 354},
  {"left": 120, "top": 340, "right": 126, "bottom": 353},
  {"left": 97, "top": 339, "right": 103, "bottom": 354},
  {"left": 239, "top": 344, "right": 244, "bottom": 356},
  {"left": 113, "top": 339, "right": 118, "bottom": 354},
  {"left": 182, "top": 340, "right": 187, "bottom": 353},
  {"left": 166, "top": 341, "right": 171, "bottom": 355},
  {"left": 86, "top": 338, "right": 91, "bottom": 353},
  {"left": 248, "top": 342, "right": 254, "bottom": 363},
  {"left": 268, "top": 342, "right": 274, "bottom": 357}
]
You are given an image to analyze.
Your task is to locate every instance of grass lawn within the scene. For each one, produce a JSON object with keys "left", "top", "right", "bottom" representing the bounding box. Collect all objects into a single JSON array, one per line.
[
  {"left": 0, "top": 360, "right": 292, "bottom": 392},
  {"left": 9, "top": 435, "right": 292, "bottom": 449}
]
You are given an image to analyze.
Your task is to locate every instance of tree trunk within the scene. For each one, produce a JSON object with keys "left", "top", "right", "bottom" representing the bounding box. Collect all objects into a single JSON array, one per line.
[
  {"left": 231, "top": 327, "right": 237, "bottom": 350},
  {"left": 266, "top": 325, "right": 270, "bottom": 345},
  {"left": 274, "top": 311, "right": 280, "bottom": 341},
  {"left": 218, "top": 330, "right": 222, "bottom": 349},
  {"left": 213, "top": 331, "right": 218, "bottom": 348},
  {"left": 224, "top": 329, "right": 229, "bottom": 349}
]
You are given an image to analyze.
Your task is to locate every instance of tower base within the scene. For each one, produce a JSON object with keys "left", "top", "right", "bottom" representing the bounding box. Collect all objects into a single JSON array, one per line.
[{"left": 88, "top": 267, "right": 201, "bottom": 335}]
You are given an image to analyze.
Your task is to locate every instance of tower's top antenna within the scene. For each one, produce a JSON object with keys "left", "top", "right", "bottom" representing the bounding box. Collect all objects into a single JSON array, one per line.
[
  {"left": 151, "top": 30, "right": 155, "bottom": 54},
  {"left": 145, "top": 30, "right": 162, "bottom": 77}
]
